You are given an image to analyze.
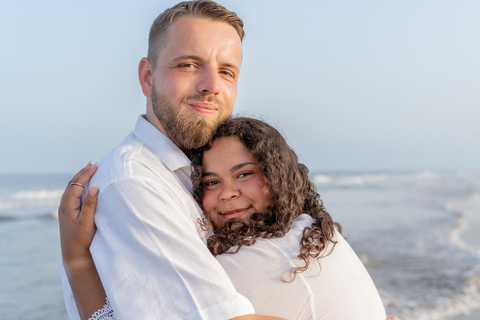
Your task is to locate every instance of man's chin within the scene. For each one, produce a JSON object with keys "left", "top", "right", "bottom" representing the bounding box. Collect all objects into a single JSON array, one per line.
[
  {"left": 170, "top": 126, "right": 214, "bottom": 150},
  {"left": 185, "top": 109, "right": 224, "bottom": 128},
  {"left": 164, "top": 108, "right": 227, "bottom": 149}
]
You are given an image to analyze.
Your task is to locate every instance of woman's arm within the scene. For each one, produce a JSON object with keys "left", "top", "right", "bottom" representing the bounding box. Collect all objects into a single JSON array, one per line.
[
  {"left": 59, "top": 163, "right": 113, "bottom": 320},
  {"left": 64, "top": 252, "right": 109, "bottom": 320}
]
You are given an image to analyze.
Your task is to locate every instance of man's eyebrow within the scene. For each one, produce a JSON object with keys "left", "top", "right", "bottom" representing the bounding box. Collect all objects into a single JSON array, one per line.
[
  {"left": 173, "top": 55, "right": 203, "bottom": 62},
  {"left": 172, "top": 55, "right": 239, "bottom": 72},
  {"left": 223, "top": 62, "right": 240, "bottom": 73}
]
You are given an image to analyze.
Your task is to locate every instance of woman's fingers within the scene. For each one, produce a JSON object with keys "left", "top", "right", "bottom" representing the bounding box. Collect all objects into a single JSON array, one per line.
[
  {"left": 60, "top": 169, "right": 100, "bottom": 267},
  {"left": 66, "top": 163, "right": 98, "bottom": 201},
  {"left": 59, "top": 163, "right": 98, "bottom": 221},
  {"left": 68, "top": 162, "right": 94, "bottom": 185},
  {"left": 62, "top": 185, "right": 99, "bottom": 265},
  {"left": 79, "top": 185, "right": 99, "bottom": 228},
  {"left": 69, "top": 162, "right": 98, "bottom": 188}
]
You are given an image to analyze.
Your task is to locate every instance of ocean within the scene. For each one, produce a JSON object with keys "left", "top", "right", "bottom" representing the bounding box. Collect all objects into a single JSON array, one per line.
[{"left": 0, "top": 171, "right": 479, "bottom": 319}]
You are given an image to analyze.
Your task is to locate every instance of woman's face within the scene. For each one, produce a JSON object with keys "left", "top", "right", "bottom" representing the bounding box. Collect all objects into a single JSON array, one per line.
[{"left": 201, "top": 136, "right": 273, "bottom": 228}]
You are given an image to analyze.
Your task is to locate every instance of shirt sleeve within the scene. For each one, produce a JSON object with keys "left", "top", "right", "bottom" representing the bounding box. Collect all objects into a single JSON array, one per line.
[
  {"left": 88, "top": 177, "right": 254, "bottom": 320},
  {"left": 88, "top": 297, "right": 116, "bottom": 320}
]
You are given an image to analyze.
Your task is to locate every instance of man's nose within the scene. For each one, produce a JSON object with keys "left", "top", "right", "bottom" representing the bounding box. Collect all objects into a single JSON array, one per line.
[{"left": 197, "top": 66, "right": 220, "bottom": 95}]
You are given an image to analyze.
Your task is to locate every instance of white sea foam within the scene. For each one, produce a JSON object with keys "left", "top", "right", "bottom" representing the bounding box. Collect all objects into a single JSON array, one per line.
[
  {"left": 0, "top": 189, "right": 63, "bottom": 211},
  {"left": 10, "top": 189, "right": 64, "bottom": 200},
  {"left": 446, "top": 192, "right": 480, "bottom": 255},
  {"left": 312, "top": 175, "right": 332, "bottom": 185},
  {"left": 313, "top": 173, "right": 389, "bottom": 186},
  {"left": 313, "top": 170, "right": 439, "bottom": 187},
  {"left": 402, "top": 277, "right": 480, "bottom": 320}
]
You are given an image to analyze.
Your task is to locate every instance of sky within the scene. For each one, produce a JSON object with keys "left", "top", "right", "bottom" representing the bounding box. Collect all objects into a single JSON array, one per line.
[{"left": 1, "top": 0, "right": 479, "bottom": 174}]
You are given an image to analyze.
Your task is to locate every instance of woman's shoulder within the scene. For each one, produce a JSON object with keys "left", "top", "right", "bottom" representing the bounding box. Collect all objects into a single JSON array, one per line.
[
  {"left": 218, "top": 214, "right": 315, "bottom": 260},
  {"left": 215, "top": 214, "right": 317, "bottom": 277},
  {"left": 215, "top": 214, "right": 386, "bottom": 319},
  {"left": 215, "top": 216, "right": 317, "bottom": 319}
]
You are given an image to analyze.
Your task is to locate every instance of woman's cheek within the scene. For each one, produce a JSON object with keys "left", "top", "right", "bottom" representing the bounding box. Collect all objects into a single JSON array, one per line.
[{"left": 201, "top": 192, "right": 214, "bottom": 212}]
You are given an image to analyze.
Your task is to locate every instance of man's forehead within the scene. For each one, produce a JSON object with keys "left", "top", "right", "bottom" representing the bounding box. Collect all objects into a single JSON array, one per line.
[
  {"left": 167, "top": 16, "right": 241, "bottom": 42},
  {"left": 158, "top": 16, "right": 243, "bottom": 64}
]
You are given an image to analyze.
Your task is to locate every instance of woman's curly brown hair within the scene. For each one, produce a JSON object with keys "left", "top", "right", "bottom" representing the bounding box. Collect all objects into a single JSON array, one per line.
[{"left": 189, "top": 117, "right": 341, "bottom": 280}]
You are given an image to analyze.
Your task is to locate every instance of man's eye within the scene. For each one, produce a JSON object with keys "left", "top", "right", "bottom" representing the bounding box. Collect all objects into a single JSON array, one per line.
[
  {"left": 220, "top": 70, "right": 235, "bottom": 78},
  {"left": 179, "top": 63, "right": 196, "bottom": 68}
]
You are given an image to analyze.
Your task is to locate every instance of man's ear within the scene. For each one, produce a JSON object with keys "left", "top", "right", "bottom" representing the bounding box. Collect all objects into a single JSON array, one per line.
[{"left": 138, "top": 57, "right": 153, "bottom": 98}]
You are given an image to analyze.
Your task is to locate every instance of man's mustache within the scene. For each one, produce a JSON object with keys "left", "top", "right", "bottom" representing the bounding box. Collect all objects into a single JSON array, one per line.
[{"left": 182, "top": 94, "right": 222, "bottom": 108}]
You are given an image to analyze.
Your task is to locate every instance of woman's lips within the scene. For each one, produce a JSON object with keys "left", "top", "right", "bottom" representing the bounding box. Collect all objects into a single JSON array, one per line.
[
  {"left": 188, "top": 102, "right": 217, "bottom": 115},
  {"left": 221, "top": 207, "right": 249, "bottom": 220}
]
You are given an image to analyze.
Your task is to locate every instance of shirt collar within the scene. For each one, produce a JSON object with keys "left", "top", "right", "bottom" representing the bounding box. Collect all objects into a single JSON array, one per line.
[{"left": 133, "top": 115, "right": 191, "bottom": 172}]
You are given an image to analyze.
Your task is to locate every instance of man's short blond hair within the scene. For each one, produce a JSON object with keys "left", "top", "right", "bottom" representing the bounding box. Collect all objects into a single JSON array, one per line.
[{"left": 148, "top": 0, "right": 245, "bottom": 67}]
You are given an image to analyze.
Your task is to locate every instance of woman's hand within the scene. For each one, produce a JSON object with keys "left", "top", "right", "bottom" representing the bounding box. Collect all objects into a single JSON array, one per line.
[
  {"left": 387, "top": 316, "right": 408, "bottom": 320},
  {"left": 59, "top": 162, "right": 99, "bottom": 271},
  {"left": 58, "top": 163, "right": 112, "bottom": 320}
]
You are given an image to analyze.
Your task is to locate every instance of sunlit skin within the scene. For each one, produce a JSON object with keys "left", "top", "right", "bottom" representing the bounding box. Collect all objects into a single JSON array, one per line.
[
  {"left": 201, "top": 137, "right": 273, "bottom": 228},
  {"left": 138, "top": 17, "right": 243, "bottom": 140}
]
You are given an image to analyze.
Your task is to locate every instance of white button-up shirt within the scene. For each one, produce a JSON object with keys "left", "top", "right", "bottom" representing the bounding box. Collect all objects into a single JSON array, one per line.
[{"left": 61, "top": 115, "right": 254, "bottom": 319}]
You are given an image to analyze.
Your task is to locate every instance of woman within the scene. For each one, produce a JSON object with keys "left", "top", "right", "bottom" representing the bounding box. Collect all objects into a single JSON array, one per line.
[{"left": 60, "top": 117, "right": 391, "bottom": 319}]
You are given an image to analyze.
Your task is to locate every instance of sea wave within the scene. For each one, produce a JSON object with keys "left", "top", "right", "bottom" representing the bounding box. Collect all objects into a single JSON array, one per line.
[
  {"left": 313, "top": 170, "right": 440, "bottom": 187},
  {"left": 336, "top": 174, "right": 480, "bottom": 320},
  {"left": 0, "top": 189, "right": 63, "bottom": 211},
  {"left": 446, "top": 191, "right": 480, "bottom": 255},
  {"left": 9, "top": 189, "right": 64, "bottom": 200},
  {"left": 394, "top": 189, "right": 480, "bottom": 319},
  {"left": 405, "top": 277, "right": 480, "bottom": 320}
]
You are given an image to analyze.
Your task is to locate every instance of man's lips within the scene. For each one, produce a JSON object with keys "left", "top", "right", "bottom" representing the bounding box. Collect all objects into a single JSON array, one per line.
[{"left": 188, "top": 102, "right": 218, "bottom": 115}]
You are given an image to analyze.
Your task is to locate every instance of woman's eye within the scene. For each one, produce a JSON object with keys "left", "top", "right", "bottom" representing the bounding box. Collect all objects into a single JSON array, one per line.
[
  {"left": 237, "top": 172, "right": 252, "bottom": 179},
  {"left": 204, "top": 180, "right": 219, "bottom": 187}
]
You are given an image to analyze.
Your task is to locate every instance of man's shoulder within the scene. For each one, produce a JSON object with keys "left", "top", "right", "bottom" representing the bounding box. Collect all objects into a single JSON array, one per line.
[{"left": 90, "top": 133, "right": 170, "bottom": 190}]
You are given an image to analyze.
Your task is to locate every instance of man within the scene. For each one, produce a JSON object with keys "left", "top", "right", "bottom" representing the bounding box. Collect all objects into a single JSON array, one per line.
[
  {"left": 61, "top": 1, "right": 282, "bottom": 319},
  {"left": 60, "top": 2, "right": 407, "bottom": 320}
]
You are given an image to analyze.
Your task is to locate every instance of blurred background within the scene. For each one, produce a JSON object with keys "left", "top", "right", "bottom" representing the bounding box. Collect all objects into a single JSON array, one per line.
[{"left": 0, "top": 0, "right": 479, "bottom": 319}]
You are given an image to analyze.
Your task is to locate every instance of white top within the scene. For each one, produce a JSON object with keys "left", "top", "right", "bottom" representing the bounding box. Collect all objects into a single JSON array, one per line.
[
  {"left": 216, "top": 214, "right": 387, "bottom": 320},
  {"left": 61, "top": 115, "right": 254, "bottom": 320}
]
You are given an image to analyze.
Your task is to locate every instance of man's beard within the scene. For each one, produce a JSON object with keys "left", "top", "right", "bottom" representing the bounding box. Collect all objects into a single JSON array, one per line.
[{"left": 151, "top": 89, "right": 228, "bottom": 151}]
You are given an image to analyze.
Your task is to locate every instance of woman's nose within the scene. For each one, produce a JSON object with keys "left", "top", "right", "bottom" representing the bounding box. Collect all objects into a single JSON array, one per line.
[{"left": 219, "top": 182, "right": 240, "bottom": 201}]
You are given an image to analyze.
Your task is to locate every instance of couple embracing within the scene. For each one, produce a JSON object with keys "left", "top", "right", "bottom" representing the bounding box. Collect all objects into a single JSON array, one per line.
[{"left": 59, "top": 1, "right": 403, "bottom": 319}]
